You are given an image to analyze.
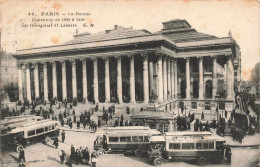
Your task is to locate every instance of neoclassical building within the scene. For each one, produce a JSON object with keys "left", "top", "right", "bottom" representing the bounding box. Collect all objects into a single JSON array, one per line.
[{"left": 14, "top": 19, "right": 241, "bottom": 119}]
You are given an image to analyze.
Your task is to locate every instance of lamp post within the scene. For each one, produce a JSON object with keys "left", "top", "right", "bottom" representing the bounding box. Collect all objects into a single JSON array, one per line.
[{"left": 215, "top": 95, "right": 220, "bottom": 125}]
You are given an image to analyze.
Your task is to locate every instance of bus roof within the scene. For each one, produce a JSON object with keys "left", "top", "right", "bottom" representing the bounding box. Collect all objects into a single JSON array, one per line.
[
  {"left": 95, "top": 126, "right": 161, "bottom": 136},
  {"left": 9, "top": 120, "right": 59, "bottom": 134},
  {"left": 106, "top": 126, "right": 151, "bottom": 131},
  {"left": 164, "top": 131, "right": 212, "bottom": 136}
]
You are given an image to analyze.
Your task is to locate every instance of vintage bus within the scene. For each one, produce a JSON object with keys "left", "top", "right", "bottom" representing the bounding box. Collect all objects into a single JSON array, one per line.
[
  {"left": 1, "top": 119, "right": 59, "bottom": 152},
  {"left": 148, "top": 131, "right": 228, "bottom": 166},
  {"left": 94, "top": 126, "right": 161, "bottom": 157}
]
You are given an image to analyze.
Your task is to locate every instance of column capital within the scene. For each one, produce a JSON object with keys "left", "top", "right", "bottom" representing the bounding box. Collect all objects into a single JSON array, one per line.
[
  {"left": 155, "top": 51, "right": 164, "bottom": 57},
  {"left": 91, "top": 57, "right": 98, "bottom": 62},
  {"left": 17, "top": 63, "right": 23, "bottom": 69},
  {"left": 24, "top": 63, "right": 31, "bottom": 69},
  {"left": 50, "top": 61, "right": 56, "bottom": 65},
  {"left": 70, "top": 59, "right": 76, "bottom": 64},
  {"left": 211, "top": 55, "right": 217, "bottom": 59},
  {"left": 80, "top": 59, "right": 87, "bottom": 63},
  {"left": 226, "top": 54, "right": 232, "bottom": 59},
  {"left": 198, "top": 56, "right": 203, "bottom": 60},
  {"left": 127, "top": 55, "right": 135, "bottom": 60},
  {"left": 59, "top": 60, "right": 66, "bottom": 64},
  {"left": 103, "top": 57, "right": 109, "bottom": 62},
  {"left": 41, "top": 62, "right": 47, "bottom": 66},
  {"left": 185, "top": 57, "right": 190, "bottom": 62}
]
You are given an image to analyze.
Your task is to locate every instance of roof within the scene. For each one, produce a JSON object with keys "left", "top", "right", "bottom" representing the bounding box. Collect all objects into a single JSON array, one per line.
[
  {"left": 164, "top": 131, "right": 212, "bottom": 137},
  {"left": 66, "top": 25, "right": 151, "bottom": 45},
  {"left": 132, "top": 111, "right": 177, "bottom": 120},
  {"left": 10, "top": 120, "right": 59, "bottom": 133}
]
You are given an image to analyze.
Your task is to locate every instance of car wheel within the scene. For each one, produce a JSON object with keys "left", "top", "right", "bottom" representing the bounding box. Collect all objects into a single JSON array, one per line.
[
  {"left": 97, "top": 149, "right": 104, "bottom": 156},
  {"left": 134, "top": 149, "right": 142, "bottom": 157},
  {"left": 198, "top": 157, "right": 207, "bottom": 166},
  {"left": 16, "top": 145, "right": 24, "bottom": 152},
  {"left": 154, "top": 157, "right": 164, "bottom": 166}
]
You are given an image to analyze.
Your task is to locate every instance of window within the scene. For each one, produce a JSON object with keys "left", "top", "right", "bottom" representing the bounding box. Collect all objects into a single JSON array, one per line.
[
  {"left": 48, "top": 126, "right": 52, "bottom": 131},
  {"left": 28, "top": 130, "right": 35, "bottom": 136},
  {"left": 182, "top": 143, "right": 195, "bottom": 149},
  {"left": 132, "top": 136, "right": 143, "bottom": 142},
  {"left": 169, "top": 143, "right": 180, "bottom": 149},
  {"left": 209, "top": 142, "right": 214, "bottom": 149},
  {"left": 120, "top": 136, "right": 131, "bottom": 142},
  {"left": 45, "top": 127, "right": 48, "bottom": 132},
  {"left": 203, "top": 142, "right": 208, "bottom": 149},
  {"left": 109, "top": 137, "right": 119, "bottom": 142},
  {"left": 36, "top": 128, "right": 44, "bottom": 134},
  {"left": 52, "top": 125, "right": 55, "bottom": 130},
  {"left": 144, "top": 136, "right": 149, "bottom": 142},
  {"left": 196, "top": 142, "right": 202, "bottom": 149},
  {"left": 219, "top": 102, "right": 225, "bottom": 110}
]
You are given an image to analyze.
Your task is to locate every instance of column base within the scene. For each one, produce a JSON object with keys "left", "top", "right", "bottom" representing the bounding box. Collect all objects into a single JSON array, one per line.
[{"left": 130, "top": 101, "right": 136, "bottom": 104}]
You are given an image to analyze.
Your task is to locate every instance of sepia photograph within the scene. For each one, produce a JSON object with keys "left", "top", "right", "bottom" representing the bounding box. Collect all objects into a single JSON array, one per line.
[{"left": 0, "top": 0, "right": 260, "bottom": 167}]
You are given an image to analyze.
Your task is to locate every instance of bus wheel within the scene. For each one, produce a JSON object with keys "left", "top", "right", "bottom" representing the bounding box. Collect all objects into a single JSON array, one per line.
[
  {"left": 16, "top": 145, "right": 24, "bottom": 152},
  {"left": 135, "top": 149, "right": 142, "bottom": 157},
  {"left": 97, "top": 149, "right": 104, "bottom": 156},
  {"left": 154, "top": 157, "right": 164, "bottom": 166},
  {"left": 198, "top": 157, "right": 208, "bottom": 166},
  {"left": 45, "top": 137, "right": 51, "bottom": 144}
]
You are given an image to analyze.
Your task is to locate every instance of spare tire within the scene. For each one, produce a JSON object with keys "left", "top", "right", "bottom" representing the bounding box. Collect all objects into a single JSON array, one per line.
[{"left": 16, "top": 145, "right": 24, "bottom": 152}]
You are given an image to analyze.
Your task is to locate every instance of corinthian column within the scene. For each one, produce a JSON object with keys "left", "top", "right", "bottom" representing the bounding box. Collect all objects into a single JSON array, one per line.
[
  {"left": 142, "top": 54, "right": 149, "bottom": 103},
  {"left": 33, "top": 63, "right": 39, "bottom": 98},
  {"left": 185, "top": 58, "right": 191, "bottom": 99},
  {"left": 157, "top": 53, "right": 163, "bottom": 102},
  {"left": 167, "top": 59, "right": 171, "bottom": 100},
  {"left": 212, "top": 56, "right": 217, "bottom": 98},
  {"left": 81, "top": 59, "right": 88, "bottom": 101},
  {"left": 18, "top": 64, "right": 24, "bottom": 101},
  {"left": 129, "top": 56, "right": 136, "bottom": 103},
  {"left": 149, "top": 61, "right": 153, "bottom": 93},
  {"left": 71, "top": 60, "right": 77, "bottom": 98},
  {"left": 93, "top": 58, "right": 99, "bottom": 103},
  {"left": 226, "top": 55, "right": 233, "bottom": 99},
  {"left": 174, "top": 59, "right": 178, "bottom": 98},
  {"left": 117, "top": 57, "right": 123, "bottom": 103},
  {"left": 61, "top": 61, "right": 67, "bottom": 99},
  {"left": 198, "top": 57, "right": 204, "bottom": 99},
  {"left": 104, "top": 58, "right": 110, "bottom": 102},
  {"left": 163, "top": 57, "right": 167, "bottom": 101},
  {"left": 51, "top": 61, "right": 57, "bottom": 99},
  {"left": 171, "top": 59, "right": 174, "bottom": 99},
  {"left": 25, "top": 64, "right": 31, "bottom": 102},
  {"left": 43, "top": 62, "right": 48, "bottom": 101}
]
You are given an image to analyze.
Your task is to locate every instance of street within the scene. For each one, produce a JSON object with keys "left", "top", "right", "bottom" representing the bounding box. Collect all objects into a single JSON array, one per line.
[{"left": 0, "top": 130, "right": 259, "bottom": 167}]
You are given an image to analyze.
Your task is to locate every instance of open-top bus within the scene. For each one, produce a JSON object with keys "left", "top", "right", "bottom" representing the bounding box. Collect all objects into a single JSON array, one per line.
[
  {"left": 1, "top": 119, "right": 59, "bottom": 152},
  {"left": 94, "top": 126, "right": 161, "bottom": 157},
  {"left": 148, "top": 131, "right": 228, "bottom": 166}
]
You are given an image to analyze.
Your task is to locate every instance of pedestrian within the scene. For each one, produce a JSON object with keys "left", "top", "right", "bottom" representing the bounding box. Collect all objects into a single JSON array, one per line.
[
  {"left": 70, "top": 145, "right": 75, "bottom": 163},
  {"left": 61, "top": 119, "right": 64, "bottom": 127},
  {"left": 83, "top": 121, "right": 86, "bottom": 129},
  {"left": 58, "top": 149, "right": 66, "bottom": 164},
  {"left": 225, "top": 145, "right": 232, "bottom": 164},
  {"left": 69, "top": 121, "right": 73, "bottom": 129},
  {"left": 77, "top": 120, "right": 80, "bottom": 129},
  {"left": 18, "top": 159, "right": 25, "bottom": 167},
  {"left": 53, "top": 137, "right": 59, "bottom": 149},
  {"left": 61, "top": 130, "right": 65, "bottom": 143},
  {"left": 91, "top": 152, "right": 98, "bottom": 167},
  {"left": 98, "top": 119, "right": 101, "bottom": 128},
  {"left": 19, "top": 148, "right": 26, "bottom": 162},
  {"left": 74, "top": 115, "right": 76, "bottom": 123}
]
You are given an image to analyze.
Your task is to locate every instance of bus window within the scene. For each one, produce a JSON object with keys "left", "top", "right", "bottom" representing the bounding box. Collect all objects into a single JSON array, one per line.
[
  {"left": 48, "top": 126, "right": 52, "bottom": 131},
  {"left": 52, "top": 125, "right": 55, "bottom": 130},
  {"left": 196, "top": 142, "right": 202, "bottom": 149},
  {"left": 45, "top": 127, "right": 48, "bottom": 132},
  {"left": 120, "top": 136, "right": 131, "bottom": 142},
  {"left": 209, "top": 142, "right": 214, "bottom": 149},
  {"left": 132, "top": 136, "right": 138, "bottom": 142},
  {"left": 28, "top": 130, "right": 35, "bottom": 136},
  {"left": 109, "top": 137, "right": 119, "bottom": 142},
  {"left": 203, "top": 142, "right": 208, "bottom": 149},
  {"left": 144, "top": 136, "right": 149, "bottom": 142},
  {"left": 182, "top": 143, "right": 195, "bottom": 149},
  {"left": 169, "top": 143, "right": 181, "bottom": 149},
  {"left": 36, "top": 128, "right": 44, "bottom": 134}
]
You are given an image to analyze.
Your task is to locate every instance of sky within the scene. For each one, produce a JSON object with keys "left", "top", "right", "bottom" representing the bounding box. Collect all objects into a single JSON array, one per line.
[{"left": 0, "top": 0, "right": 259, "bottom": 81}]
